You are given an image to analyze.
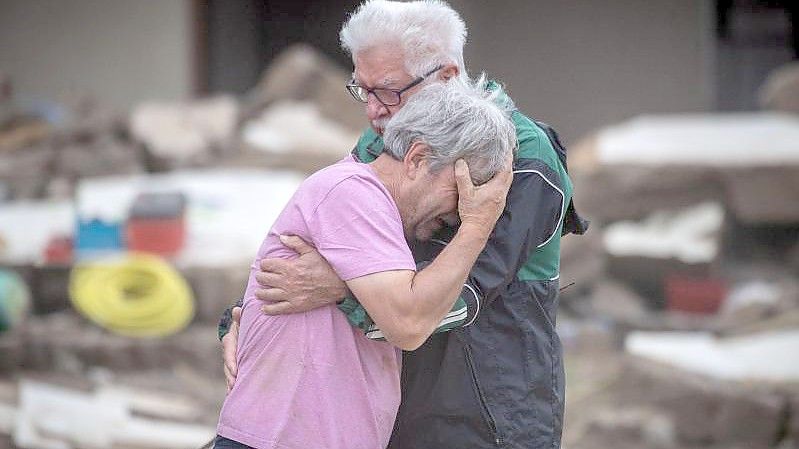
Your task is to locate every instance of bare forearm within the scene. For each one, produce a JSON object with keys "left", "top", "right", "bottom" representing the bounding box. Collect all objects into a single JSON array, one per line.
[
  {"left": 351, "top": 223, "right": 490, "bottom": 349},
  {"left": 403, "top": 223, "right": 489, "bottom": 334}
]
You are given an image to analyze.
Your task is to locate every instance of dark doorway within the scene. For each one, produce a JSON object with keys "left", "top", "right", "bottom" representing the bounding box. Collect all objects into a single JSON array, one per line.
[{"left": 195, "top": 0, "right": 361, "bottom": 95}]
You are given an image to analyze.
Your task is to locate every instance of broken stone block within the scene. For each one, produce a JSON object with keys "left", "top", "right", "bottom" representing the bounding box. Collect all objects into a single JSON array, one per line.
[
  {"left": 760, "top": 62, "right": 799, "bottom": 114},
  {"left": 15, "top": 313, "right": 220, "bottom": 374},
  {"left": 571, "top": 113, "right": 799, "bottom": 226},
  {"left": 721, "top": 166, "right": 799, "bottom": 225},
  {"left": 246, "top": 43, "right": 364, "bottom": 133},
  {"left": 603, "top": 202, "right": 724, "bottom": 308},
  {"left": 0, "top": 145, "right": 55, "bottom": 200},
  {"left": 581, "top": 407, "right": 676, "bottom": 449},
  {"left": 54, "top": 137, "right": 143, "bottom": 180},
  {"left": 572, "top": 165, "right": 726, "bottom": 223},
  {"left": 617, "top": 357, "right": 787, "bottom": 447},
  {"left": 589, "top": 280, "right": 651, "bottom": 324},
  {"left": 560, "top": 227, "right": 605, "bottom": 300},
  {"left": 238, "top": 100, "right": 359, "bottom": 173},
  {"left": 130, "top": 96, "right": 239, "bottom": 168}
]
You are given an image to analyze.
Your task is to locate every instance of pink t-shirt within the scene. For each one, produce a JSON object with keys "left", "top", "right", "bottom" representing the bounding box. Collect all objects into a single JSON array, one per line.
[{"left": 217, "top": 157, "right": 415, "bottom": 449}]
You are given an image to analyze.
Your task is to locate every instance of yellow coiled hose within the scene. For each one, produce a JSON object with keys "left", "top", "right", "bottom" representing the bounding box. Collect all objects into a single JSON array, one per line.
[{"left": 69, "top": 253, "right": 194, "bottom": 337}]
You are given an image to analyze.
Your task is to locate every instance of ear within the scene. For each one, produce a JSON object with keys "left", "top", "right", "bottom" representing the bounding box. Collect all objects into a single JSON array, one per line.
[
  {"left": 438, "top": 63, "right": 460, "bottom": 82},
  {"left": 403, "top": 142, "right": 430, "bottom": 180}
]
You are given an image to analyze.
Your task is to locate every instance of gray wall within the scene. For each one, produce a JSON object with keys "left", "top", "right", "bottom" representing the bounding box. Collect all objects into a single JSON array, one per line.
[
  {"left": 449, "top": 0, "right": 716, "bottom": 143},
  {"left": 0, "top": 0, "right": 716, "bottom": 143},
  {"left": 0, "top": 0, "right": 192, "bottom": 111}
]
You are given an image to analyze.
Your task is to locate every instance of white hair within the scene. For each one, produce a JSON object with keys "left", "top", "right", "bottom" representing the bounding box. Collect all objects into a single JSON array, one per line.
[
  {"left": 340, "top": 0, "right": 468, "bottom": 80},
  {"left": 382, "top": 77, "right": 517, "bottom": 184}
]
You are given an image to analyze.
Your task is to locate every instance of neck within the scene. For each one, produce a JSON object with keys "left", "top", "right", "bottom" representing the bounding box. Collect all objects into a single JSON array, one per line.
[{"left": 370, "top": 153, "right": 406, "bottom": 204}]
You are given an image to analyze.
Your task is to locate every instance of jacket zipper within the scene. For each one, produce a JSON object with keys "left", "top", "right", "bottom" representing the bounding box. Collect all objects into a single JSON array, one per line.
[{"left": 462, "top": 341, "right": 503, "bottom": 446}]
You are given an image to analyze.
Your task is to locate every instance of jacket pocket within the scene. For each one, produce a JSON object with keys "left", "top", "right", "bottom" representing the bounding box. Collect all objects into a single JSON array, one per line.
[{"left": 462, "top": 339, "right": 504, "bottom": 447}]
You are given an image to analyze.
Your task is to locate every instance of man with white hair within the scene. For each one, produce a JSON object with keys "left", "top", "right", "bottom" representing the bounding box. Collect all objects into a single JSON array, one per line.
[{"left": 218, "top": 1, "right": 587, "bottom": 448}]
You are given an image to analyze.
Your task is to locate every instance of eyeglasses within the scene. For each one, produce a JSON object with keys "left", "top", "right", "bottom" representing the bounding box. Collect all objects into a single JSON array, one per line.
[{"left": 346, "top": 65, "right": 444, "bottom": 107}]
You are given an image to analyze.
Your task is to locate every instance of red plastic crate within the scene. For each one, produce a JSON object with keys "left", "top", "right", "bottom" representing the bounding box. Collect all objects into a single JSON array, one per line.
[
  {"left": 126, "top": 217, "right": 186, "bottom": 258},
  {"left": 665, "top": 275, "right": 727, "bottom": 315}
]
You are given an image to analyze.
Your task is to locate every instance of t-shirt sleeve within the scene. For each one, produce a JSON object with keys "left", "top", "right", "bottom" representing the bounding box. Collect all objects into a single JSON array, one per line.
[{"left": 308, "top": 175, "right": 415, "bottom": 281}]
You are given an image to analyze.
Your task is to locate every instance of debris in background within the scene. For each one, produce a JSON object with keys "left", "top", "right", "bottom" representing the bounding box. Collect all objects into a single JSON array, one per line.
[
  {"left": 130, "top": 96, "right": 239, "bottom": 168},
  {"left": 9, "top": 380, "right": 214, "bottom": 449},
  {"left": 245, "top": 43, "right": 364, "bottom": 133},
  {"left": 625, "top": 329, "right": 799, "bottom": 382},
  {"left": 572, "top": 113, "right": 799, "bottom": 224},
  {"left": 69, "top": 254, "right": 194, "bottom": 338},
  {"left": 603, "top": 202, "right": 724, "bottom": 264},
  {"left": 760, "top": 62, "right": 799, "bottom": 114},
  {"left": 0, "top": 270, "right": 30, "bottom": 333},
  {"left": 611, "top": 357, "right": 789, "bottom": 449},
  {"left": 74, "top": 169, "right": 304, "bottom": 267},
  {"left": 0, "top": 201, "right": 74, "bottom": 265},
  {"left": 126, "top": 192, "right": 187, "bottom": 258},
  {"left": 240, "top": 100, "right": 359, "bottom": 172}
]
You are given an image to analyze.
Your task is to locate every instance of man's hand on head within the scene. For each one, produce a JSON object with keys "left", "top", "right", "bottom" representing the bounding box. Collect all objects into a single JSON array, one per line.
[
  {"left": 255, "top": 235, "right": 348, "bottom": 315},
  {"left": 454, "top": 156, "right": 513, "bottom": 235}
]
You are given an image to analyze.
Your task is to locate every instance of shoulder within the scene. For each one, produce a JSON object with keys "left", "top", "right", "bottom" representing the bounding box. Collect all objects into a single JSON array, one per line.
[
  {"left": 301, "top": 160, "right": 392, "bottom": 214},
  {"left": 512, "top": 112, "right": 554, "bottom": 160}
]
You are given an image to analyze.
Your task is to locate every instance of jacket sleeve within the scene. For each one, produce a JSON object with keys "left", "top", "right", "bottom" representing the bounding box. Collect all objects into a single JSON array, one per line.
[
  {"left": 464, "top": 159, "right": 565, "bottom": 316},
  {"left": 217, "top": 297, "right": 244, "bottom": 341}
]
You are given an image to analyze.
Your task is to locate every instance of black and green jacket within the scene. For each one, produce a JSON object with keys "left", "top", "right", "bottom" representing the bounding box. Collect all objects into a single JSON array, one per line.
[{"left": 218, "top": 82, "right": 586, "bottom": 449}]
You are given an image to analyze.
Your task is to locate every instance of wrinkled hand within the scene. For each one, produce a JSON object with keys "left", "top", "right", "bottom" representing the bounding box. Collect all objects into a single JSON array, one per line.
[
  {"left": 222, "top": 306, "right": 241, "bottom": 392},
  {"left": 255, "top": 235, "right": 347, "bottom": 315},
  {"left": 454, "top": 156, "right": 513, "bottom": 234}
]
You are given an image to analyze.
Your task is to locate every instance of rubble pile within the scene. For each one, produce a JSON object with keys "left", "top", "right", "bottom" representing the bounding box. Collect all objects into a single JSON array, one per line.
[{"left": 559, "top": 110, "right": 799, "bottom": 449}]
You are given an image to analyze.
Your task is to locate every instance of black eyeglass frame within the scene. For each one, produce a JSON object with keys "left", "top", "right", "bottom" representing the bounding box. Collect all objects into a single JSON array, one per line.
[{"left": 345, "top": 64, "right": 445, "bottom": 107}]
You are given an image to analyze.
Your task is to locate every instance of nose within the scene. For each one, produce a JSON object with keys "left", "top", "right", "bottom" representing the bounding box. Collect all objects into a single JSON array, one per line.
[{"left": 366, "top": 94, "right": 389, "bottom": 121}]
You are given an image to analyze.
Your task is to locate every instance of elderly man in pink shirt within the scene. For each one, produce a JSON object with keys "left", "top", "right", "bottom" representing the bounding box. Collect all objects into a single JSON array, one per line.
[{"left": 213, "top": 80, "right": 516, "bottom": 449}]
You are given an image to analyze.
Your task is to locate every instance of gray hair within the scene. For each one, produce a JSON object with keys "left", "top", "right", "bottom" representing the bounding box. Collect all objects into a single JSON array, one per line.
[
  {"left": 382, "top": 77, "right": 517, "bottom": 184},
  {"left": 340, "top": 0, "right": 468, "bottom": 80}
]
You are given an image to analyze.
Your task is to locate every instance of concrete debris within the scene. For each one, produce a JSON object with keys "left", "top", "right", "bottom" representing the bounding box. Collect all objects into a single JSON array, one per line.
[
  {"left": 240, "top": 100, "right": 359, "bottom": 172},
  {"left": 0, "top": 313, "right": 221, "bottom": 374},
  {"left": 721, "top": 166, "right": 799, "bottom": 224},
  {"left": 625, "top": 329, "right": 799, "bottom": 382},
  {"left": 242, "top": 100, "right": 358, "bottom": 156},
  {"left": 129, "top": 96, "right": 239, "bottom": 167},
  {"left": 593, "top": 113, "right": 799, "bottom": 167},
  {"left": 0, "top": 145, "right": 55, "bottom": 200},
  {"left": 246, "top": 43, "right": 364, "bottom": 133},
  {"left": 572, "top": 113, "right": 799, "bottom": 225},
  {"left": 603, "top": 202, "right": 724, "bottom": 264},
  {"left": 0, "top": 120, "right": 50, "bottom": 153},
  {"left": 573, "top": 164, "right": 725, "bottom": 223},
  {"left": 588, "top": 280, "right": 651, "bottom": 324},
  {"left": 760, "top": 62, "right": 799, "bottom": 114},
  {"left": 581, "top": 407, "right": 676, "bottom": 449},
  {"left": 9, "top": 380, "right": 214, "bottom": 449},
  {"left": 616, "top": 357, "right": 788, "bottom": 448},
  {"left": 559, "top": 227, "right": 605, "bottom": 299},
  {"left": 54, "top": 138, "right": 143, "bottom": 180}
]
